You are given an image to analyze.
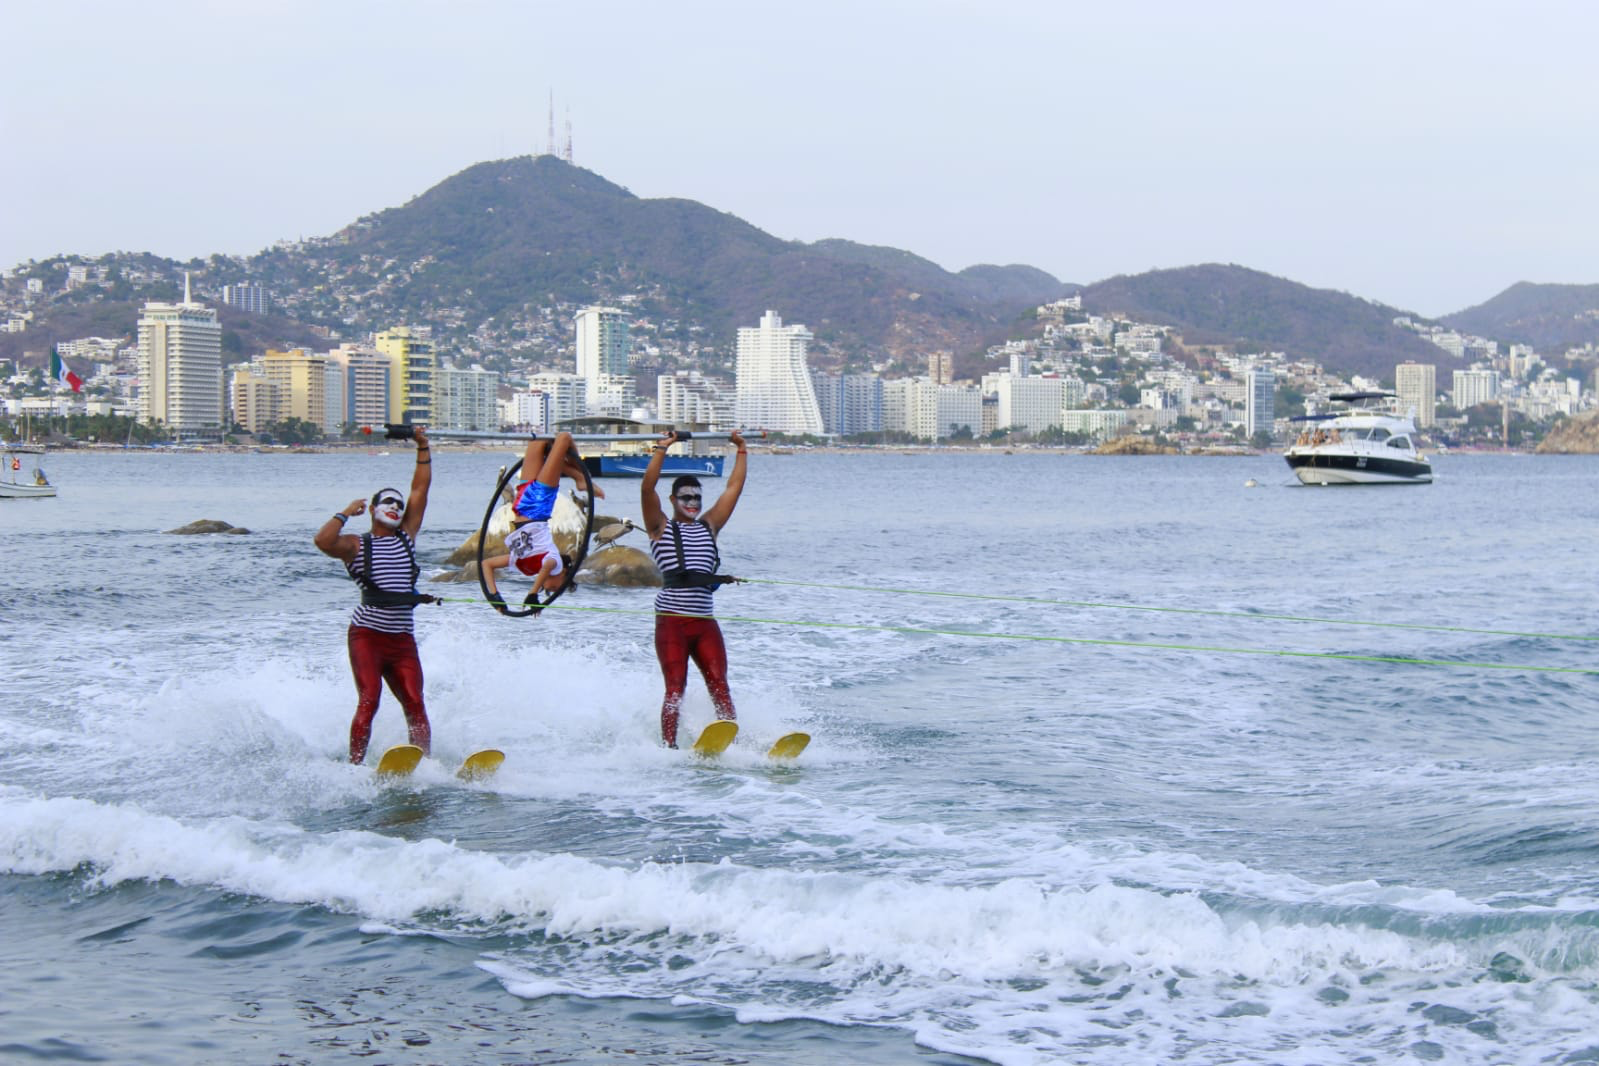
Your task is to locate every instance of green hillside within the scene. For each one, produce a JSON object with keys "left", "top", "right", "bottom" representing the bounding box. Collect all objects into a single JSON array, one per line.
[
  {"left": 250, "top": 156, "right": 1064, "bottom": 359},
  {"left": 1441, "top": 281, "right": 1599, "bottom": 350},
  {"left": 1079, "top": 264, "right": 1443, "bottom": 381}
]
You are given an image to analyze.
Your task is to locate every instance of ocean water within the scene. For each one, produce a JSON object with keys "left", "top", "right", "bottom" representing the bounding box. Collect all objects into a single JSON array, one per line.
[{"left": 3, "top": 448, "right": 1598, "bottom": 1065}]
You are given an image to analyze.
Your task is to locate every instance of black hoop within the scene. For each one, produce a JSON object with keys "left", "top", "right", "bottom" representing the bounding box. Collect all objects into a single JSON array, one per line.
[{"left": 475, "top": 457, "right": 597, "bottom": 618}]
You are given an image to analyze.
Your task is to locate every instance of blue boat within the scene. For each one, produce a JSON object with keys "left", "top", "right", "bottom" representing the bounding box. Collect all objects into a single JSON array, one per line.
[{"left": 583, "top": 454, "right": 725, "bottom": 478}]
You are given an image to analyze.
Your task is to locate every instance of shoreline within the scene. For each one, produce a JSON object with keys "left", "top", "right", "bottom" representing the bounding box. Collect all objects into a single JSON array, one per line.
[{"left": 24, "top": 442, "right": 1566, "bottom": 458}]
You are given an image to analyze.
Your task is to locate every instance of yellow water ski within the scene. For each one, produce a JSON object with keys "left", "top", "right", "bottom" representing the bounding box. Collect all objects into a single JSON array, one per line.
[
  {"left": 768, "top": 732, "right": 810, "bottom": 760},
  {"left": 457, "top": 748, "right": 505, "bottom": 781},
  {"left": 692, "top": 720, "right": 738, "bottom": 756},
  {"left": 374, "top": 744, "right": 424, "bottom": 778}
]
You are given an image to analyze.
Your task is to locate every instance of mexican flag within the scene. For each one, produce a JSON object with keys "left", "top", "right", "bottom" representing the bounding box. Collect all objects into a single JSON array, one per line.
[{"left": 51, "top": 348, "right": 83, "bottom": 393}]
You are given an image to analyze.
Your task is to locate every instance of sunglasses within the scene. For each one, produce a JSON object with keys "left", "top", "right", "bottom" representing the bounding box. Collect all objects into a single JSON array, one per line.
[{"left": 675, "top": 493, "right": 702, "bottom": 504}]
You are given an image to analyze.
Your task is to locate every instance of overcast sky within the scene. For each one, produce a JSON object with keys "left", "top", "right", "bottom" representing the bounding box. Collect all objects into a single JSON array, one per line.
[{"left": 4, "top": 0, "right": 1595, "bottom": 318}]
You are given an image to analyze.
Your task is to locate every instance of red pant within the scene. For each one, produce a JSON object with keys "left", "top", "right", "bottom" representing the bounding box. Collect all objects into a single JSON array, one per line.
[
  {"left": 347, "top": 625, "right": 430, "bottom": 764},
  {"left": 655, "top": 614, "right": 735, "bottom": 747}
]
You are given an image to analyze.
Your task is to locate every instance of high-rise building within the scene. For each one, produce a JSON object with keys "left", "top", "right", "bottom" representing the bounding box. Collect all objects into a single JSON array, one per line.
[
  {"left": 809, "top": 371, "right": 885, "bottom": 436},
  {"left": 1395, "top": 362, "right": 1436, "bottom": 427},
  {"left": 504, "top": 390, "right": 552, "bottom": 433},
  {"left": 374, "top": 326, "right": 435, "bottom": 425},
  {"left": 575, "top": 308, "right": 632, "bottom": 415},
  {"left": 137, "top": 276, "right": 223, "bottom": 434},
  {"left": 839, "top": 374, "right": 884, "bottom": 435},
  {"left": 735, "top": 310, "right": 824, "bottom": 435},
  {"left": 928, "top": 351, "right": 954, "bottom": 385},
  {"left": 984, "top": 372, "right": 1065, "bottom": 435},
  {"left": 810, "top": 371, "right": 842, "bottom": 433},
  {"left": 880, "top": 378, "right": 980, "bottom": 440},
  {"left": 261, "top": 348, "right": 328, "bottom": 432},
  {"left": 575, "top": 307, "right": 630, "bottom": 377},
  {"left": 222, "top": 282, "right": 268, "bottom": 314},
  {"left": 528, "top": 373, "right": 586, "bottom": 424},
  {"left": 328, "top": 344, "right": 393, "bottom": 428},
  {"left": 322, "top": 359, "right": 347, "bottom": 436},
  {"left": 230, "top": 366, "right": 276, "bottom": 433},
  {"left": 1245, "top": 370, "right": 1275, "bottom": 439},
  {"left": 660, "top": 371, "right": 735, "bottom": 428},
  {"left": 1453, "top": 368, "right": 1500, "bottom": 409},
  {"left": 433, "top": 363, "right": 500, "bottom": 431}
]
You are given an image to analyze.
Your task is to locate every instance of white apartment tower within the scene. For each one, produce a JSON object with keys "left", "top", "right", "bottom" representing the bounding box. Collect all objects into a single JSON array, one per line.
[
  {"left": 1453, "top": 368, "right": 1500, "bottom": 409},
  {"left": 221, "top": 282, "right": 267, "bottom": 314},
  {"left": 735, "top": 310, "right": 824, "bottom": 435},
  {"left": 575, "top": 307, "right": 632, "bottom": 415},
  {"left": 1395, "top": 362, "right": 1436, "bottom": 428},
  {"left": 137, "top": 274, "right": 223, "bottom": 433},
  {"left": 576, "top": 306, "right": 630, "bottom": 378},
  {"left": 1245, "top": 369, "right": 1275, "bottom": 439},
  {"left": 434, "top": 363, "right": 500, "bottom": 431},
  {"left": 659, "top": 371, "right": 735, "bottom": 428}
]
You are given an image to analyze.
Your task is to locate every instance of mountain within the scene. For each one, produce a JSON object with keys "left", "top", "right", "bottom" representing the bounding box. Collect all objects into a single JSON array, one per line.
[
  {"left": 1077, "top": 264, "right": 1444, "bottom": 382},
  {"left": 249, "top": 156, "right": 1065, "bottom": 364},
  {"left": 1441, "top": 282, "right": 1599, "bottom": 351},
  {"left": 10, "top": 157, "right": 1589, "bottom": 384}
]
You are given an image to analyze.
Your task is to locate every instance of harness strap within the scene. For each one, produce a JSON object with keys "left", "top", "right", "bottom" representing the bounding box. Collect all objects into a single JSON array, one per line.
[
  {"left": 661, "top": 520, "right": 733, "bottom": 589},
  {"left": 354, "top": 532, "right": 422, "bottom": 606}
]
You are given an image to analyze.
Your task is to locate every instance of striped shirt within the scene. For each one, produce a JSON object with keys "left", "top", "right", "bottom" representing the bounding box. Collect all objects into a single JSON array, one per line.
[
  {"left": 346, "top": 531, "right": 420, "bottom": 634},
  {"left": 651, "top": 520, "right": 720, "bottom": 617}
]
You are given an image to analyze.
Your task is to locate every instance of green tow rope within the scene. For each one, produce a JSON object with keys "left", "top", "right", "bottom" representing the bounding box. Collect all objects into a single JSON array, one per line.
[{"left": 418, "top": 595, "right": 1599, "bottom": 675}]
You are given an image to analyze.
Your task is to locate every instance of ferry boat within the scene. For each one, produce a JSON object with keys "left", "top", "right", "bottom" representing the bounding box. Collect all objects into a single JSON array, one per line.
[
  {"left": 561, "top": 415, "right": 727, "bottom": 478},
  {"left": 1284, "top": 392, "right": 1433, "bottom": 485},
  {"left": 582, "top": 453, "right": 724, "bottom": 478},
  {"left": 1, "top": 445, "right": 57, "bottom": 499}
]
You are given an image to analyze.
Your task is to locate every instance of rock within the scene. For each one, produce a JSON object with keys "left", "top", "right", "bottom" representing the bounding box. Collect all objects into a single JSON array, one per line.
[
  {"left": 1092, "top": 436, "right": 1180, "bottom": 455},
  {"left": 430, "top": 561, "right": 483, "bottom": 584},
  {"left": 575, "top": 545, "right": 661, "bottom": 587},
  {"left": 166, "top": 519, "right": 249, "bottom": 535},
  {"left": 1536, "top": 409, "right": 1599, "bottom": 454}
]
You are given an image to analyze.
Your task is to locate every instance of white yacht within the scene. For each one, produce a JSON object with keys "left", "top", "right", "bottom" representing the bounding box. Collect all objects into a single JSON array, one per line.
[{"left": 1284, "top": 392, "right": 1432, "bottom": 485}]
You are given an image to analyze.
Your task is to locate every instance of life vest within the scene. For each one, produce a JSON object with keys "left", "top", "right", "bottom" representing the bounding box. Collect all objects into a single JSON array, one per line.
[
  {"left": 352, "top": 532, "right": 430, "bottom": 608},
  {"left": 659, "top": 520, "right": 737, "bottom": 590}
]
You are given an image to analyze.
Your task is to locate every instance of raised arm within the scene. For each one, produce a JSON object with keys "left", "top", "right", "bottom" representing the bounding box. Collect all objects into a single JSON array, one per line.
[
  {"left": 315, "top": 497, "right": 368, "bottom": 562},
  {"left": 702, "top": 431, "right": 747, "bottom": 534},
  {"left": 641, "top": 429, "right": 677, "bottom": 538},
  {"left": 401, "top": 426, "right": 431, "bottom": 537}
]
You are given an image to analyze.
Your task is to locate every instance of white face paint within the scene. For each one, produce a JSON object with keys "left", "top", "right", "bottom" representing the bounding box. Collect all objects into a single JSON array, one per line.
[
  {"left": 673, "top": 490, "right": 703, "bottom": 518},
  {"left": 373, "top": 494, "right": 405, "bottom": 528}
]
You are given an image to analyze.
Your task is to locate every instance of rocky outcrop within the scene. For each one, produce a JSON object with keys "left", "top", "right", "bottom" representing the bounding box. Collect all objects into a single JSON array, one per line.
[
  {"left": 577, "top": 545, "right": 661, "bottom": 587},
  {"left": 166, "top": 519, "right": 250, "bottom": 534},
  {"left": 435, "top": 493, "right": 656, "bottom": 587},
  {"left": 1092, "top": 436, "right": 1180, "bottom": 455},
  {"left": 1536, "top": 410, "right": 1599, "bottom": 454}
]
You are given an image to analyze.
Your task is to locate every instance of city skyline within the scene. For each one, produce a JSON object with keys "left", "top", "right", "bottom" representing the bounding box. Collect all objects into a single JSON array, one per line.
[{"left": 5, "top": 2, "right": 1598, "bottom": 320}]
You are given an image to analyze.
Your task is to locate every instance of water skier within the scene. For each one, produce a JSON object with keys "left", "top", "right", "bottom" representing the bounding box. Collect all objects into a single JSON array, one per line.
[
  {"left": 314, "top": 425, "right": 437, "bottom": 764},
  {"left": 482, "top": 432, "right": 604, "bottom": 613},
  {"left": 641, "top": 429, "right": 748, "bottom": 747}
]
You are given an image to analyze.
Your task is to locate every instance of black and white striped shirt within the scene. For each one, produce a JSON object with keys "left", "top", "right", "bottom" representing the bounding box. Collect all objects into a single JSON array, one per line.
[
  {"left": 651, "top": 520, "right": 720, "bottom": 617},
  {"left": 346, "top": 531, "right": 420, "bottom": 634}
]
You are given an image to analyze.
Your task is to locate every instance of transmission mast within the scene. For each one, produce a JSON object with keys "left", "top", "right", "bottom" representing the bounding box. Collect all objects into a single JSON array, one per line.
[
  {"left": 546, "top": 90, "right": 556, "bottom": 156},
  {"left": 563, "top": 106, "right": 573, "bottom": 162}
]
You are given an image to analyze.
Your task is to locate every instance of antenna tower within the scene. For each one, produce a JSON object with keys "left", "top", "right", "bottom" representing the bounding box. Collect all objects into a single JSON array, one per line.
[
  {"left": 563, "top": 107, "right": 573, "bottom": 162},
  {"left": 547, "top": 90, "right": 556, "bottom": 157}
]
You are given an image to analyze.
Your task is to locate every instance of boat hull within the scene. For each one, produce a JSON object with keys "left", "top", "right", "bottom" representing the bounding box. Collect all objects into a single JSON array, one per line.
[
  {"left": 0, "top": 482, "right": 58, "bottom": 499},
  {"left": 1285, "top": 452, "right": 1432, "bottom": 485},
  {"left": 583, "top": 455, "right": 725, "bottom": 478}
]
